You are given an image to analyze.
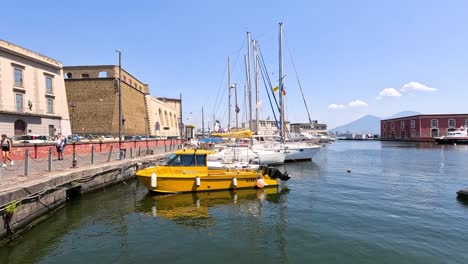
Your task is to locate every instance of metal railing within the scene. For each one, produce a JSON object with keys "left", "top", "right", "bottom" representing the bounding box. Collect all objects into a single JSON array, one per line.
[{"left": 0, "top": 142, "right": 182, "bottom": 180}]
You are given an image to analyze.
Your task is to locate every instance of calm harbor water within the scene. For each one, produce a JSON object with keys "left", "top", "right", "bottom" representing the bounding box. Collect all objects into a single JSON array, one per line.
[{"left": 1, "top": 140, "right": 468, "bottom": 264}]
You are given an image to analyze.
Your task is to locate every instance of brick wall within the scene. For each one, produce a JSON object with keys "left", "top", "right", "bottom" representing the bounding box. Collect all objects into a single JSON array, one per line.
[{"left": 65, "top": 78, "right": 149, "bottom": 136}]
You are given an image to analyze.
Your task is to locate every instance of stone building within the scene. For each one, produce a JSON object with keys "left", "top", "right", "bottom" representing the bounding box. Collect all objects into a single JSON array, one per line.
[
  {"left": 0, "top": 39, "right": 71, "bottom": 137},
  {"left": 146, "top": 96, "right": 182, "bottom": 138},
  {"left": 64, "top": 65, "right": 149, "bottom": 136},
  {"left": 250, "top": 119, "right": 291, "bottom": 135},
  {"left": 64, "top": 65, "right": 182, "bottom": 138},
  {"left": 290, "top": 121, "right": 328, "bottom": 135}
]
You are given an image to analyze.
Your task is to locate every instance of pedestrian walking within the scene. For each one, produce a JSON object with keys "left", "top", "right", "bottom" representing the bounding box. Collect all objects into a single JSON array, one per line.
[
  {"left": 55, "top": 133, "right": 65, "bottom": 160},
  {"left": 1, "top": 134, "right": 14, "bottom": 167}
]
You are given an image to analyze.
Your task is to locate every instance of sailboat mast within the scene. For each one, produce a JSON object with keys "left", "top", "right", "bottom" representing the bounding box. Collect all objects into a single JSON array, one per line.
[
  {"left": 279, "top": 22, "right": 285, "bottom": 141},
  {"left": 253, "top": 40, "right": 259, "bottom": 133},
  {"left": 228, "top": 57, "right": 231, "bottom": 130},
  {"left": 247, "top": 32, "right": 252, "bottom": 130},
  {"left": 234, "top": 83, "right": 239, "bottom": 129},
  {"left": 202, "top": 106, "right": 205, "bottom": 138},
  {"left": 244, "top": 55, "right": 249, "bottom": 129}
]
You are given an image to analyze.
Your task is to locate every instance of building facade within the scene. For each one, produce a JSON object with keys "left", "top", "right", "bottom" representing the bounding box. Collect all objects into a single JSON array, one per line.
[
  {"left": 64, "top": 65, "right": 150, "bottom": 136},
  {"left": 64, "top": 65, "right": 181, "bottom": 138},
  {"left": 0, "top": 39, "right": 71, "bottom": 137},
  {"left": 251, "top": 119, "right": 291, "bottom": 135},
  {"left": 290, "top": 121, "right": 328, "bottom": 135},
  {"left": 146, "top": 96, "right": 181, "bottom": 138},
  {"left": 380, "top": 114, "right": 468, "bottom": 140}
]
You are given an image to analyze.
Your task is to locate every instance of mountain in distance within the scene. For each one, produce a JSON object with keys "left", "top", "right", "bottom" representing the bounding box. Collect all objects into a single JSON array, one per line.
[{"left": 329, "top": 111, "right": 421, "bottom": 135}]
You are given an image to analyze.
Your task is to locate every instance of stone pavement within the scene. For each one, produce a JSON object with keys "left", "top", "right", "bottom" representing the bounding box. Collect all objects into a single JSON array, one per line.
[{"left": 0, "top": 145, "right": 172, "bottom": 192}]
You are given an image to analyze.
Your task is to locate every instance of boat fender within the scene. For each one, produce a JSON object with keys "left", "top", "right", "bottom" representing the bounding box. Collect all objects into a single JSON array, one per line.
[
  {"left": 256, "top": 177, "right": 266, "bottom": 188},
  {"left": 196, "top": 176, "right": 201, "bottom": 187},
  {"left": 151, "top": 172, "right": 157, "bottom": 188},
  {"left": 232, "top": 177, "right": 237, "bottom": 187}
]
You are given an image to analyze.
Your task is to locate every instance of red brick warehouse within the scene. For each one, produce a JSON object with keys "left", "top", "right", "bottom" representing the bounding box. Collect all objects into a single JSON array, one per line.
[{"left": 380, "top": 114, "right": 468, "bottom": 141}]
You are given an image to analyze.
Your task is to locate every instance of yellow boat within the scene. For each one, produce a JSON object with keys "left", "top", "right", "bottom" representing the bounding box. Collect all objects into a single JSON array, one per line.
[{"left": 136, "top": 149, "right": 290, "bottom": 193}]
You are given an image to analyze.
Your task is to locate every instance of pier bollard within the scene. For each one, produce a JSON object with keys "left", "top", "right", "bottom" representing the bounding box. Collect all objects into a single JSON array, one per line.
[
  {"left": 48, "top": 147, "right": 52, "bottom": 172},
  {"left": 91, "top": 145, "right": 94, "bottom": 164},
  {"left": 146, "top": 146, "right": 149, "bottom": 155},
  {"left": 165, "top": 144, "right": 167, "bottom": 152},
  {"left": 138, "top": 146, "right": 141, "bottom": 157},
  {"left": 130, "top": 148, "right": 133, "bottom": 158},
  {"left": 107, "top": 145, "right": 114, "bottom": 162},
  {"left": 25, "top": 149, "right": 30, "bottom": 176}
]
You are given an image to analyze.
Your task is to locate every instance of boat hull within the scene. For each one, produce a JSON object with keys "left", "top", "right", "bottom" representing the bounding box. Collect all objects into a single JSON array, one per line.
[
  {"left": 136, "top": 167, "right": 278, "bottom": 194},
  {"left": 435, "top": 137, "right": 468, "bottom": 144},
  {"left": 284, "top": 145, "right": 321, "bottom": 161},
  {"left": 209, "top": 147, "right": 286, "bottom": 165}
]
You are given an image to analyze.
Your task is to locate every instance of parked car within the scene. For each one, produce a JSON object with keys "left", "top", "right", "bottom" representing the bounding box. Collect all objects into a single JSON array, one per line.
[
  {"left": 14, "top": 135, "right": 54, "bottom": 144},
  {"left": 82, "top": 134, "right": 95, "bottom": 140},
  {"left": 67, "top": 135, "right": 81, "bottom": 142}
]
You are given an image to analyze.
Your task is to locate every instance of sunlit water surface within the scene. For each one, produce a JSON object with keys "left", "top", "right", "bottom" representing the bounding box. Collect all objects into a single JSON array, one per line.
[{"left": 1, "top": 141, "right": 467, "bottom": 264}]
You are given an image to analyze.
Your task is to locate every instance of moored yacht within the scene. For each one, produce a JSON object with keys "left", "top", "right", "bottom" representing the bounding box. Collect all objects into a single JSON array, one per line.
[{"left": 434, "top": 126, "right": 468, "bottom": 144}]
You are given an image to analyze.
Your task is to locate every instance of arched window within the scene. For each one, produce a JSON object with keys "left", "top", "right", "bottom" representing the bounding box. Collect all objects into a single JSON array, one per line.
[
  {"left": 66, "top": 72, "right": 72, "bottom": 79},
  {"left": 401, "top": 130, "right": 406, "bottom": 139},
  {"left": 158, "top": 109, "right": 163, "bottom": 126},
  {"left": 164, "top": 111, "right": 169, "bottom": 127},
  {"left": 98, "top": 71, "right": 107, "bottom": 78}
]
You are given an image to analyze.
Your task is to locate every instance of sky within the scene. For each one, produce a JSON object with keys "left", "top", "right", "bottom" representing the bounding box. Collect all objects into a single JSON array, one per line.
[{"left": 2, "top": 0, "right": 468, "bottom": 129}]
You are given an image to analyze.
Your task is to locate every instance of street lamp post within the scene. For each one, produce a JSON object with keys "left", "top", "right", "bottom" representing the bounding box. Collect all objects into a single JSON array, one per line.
[
  {"left": 70, "top": 102, "right": 77, "bottom": 167},
  {"left": 116, "top": 49, "right": 124, "bottom": 159},
  {"left": 70, "top": 102, "right": 76, "bottom": 137}
]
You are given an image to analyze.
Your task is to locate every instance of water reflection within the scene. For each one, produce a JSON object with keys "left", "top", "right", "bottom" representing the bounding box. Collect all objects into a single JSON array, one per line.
[
  {"left": 380, "top": 140, "right": 468, "bottom": 151},
  {"left": 136, "top": 187, "right": 289, "bottom": 228}
]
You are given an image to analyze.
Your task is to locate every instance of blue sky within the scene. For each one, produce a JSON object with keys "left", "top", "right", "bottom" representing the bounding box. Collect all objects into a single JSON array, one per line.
[{"left": 2, "top": 0, "right": 468, "bottom": 129}]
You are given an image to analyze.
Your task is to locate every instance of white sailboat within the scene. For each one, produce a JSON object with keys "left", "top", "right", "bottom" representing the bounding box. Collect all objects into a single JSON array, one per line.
[{"left": 252, "top": 22, "right": 322, "bottom": 161}]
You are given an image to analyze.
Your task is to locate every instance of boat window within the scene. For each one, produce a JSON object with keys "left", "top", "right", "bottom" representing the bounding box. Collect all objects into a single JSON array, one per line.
[
  {"left": 166, "top": 154, "right": 206, "bottom": 166},
  {"left": 162, "top": 153, "right": 178, "bottom": 165}
]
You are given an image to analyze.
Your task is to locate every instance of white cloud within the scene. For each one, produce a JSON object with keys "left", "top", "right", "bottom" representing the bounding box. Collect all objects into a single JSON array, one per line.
[
  {"left": 328, "top": 104, "right": 346, "bottom": 110},
  {"left": 400, "top": 81, "right": 437, "bottom": 92},
  {"left": 348, "top": 100, "right": 368, "bottom": 107},
  {"left": 377, "top": 88, "right": 402, "bottom": 100}
]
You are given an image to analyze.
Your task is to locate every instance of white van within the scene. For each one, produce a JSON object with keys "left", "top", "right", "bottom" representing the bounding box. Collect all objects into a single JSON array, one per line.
[{"left": 14, "top": 135, "right": 53, "bottom": 144}]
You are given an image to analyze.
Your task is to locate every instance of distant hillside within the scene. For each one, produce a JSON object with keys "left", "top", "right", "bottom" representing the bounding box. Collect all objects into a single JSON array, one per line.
[
  {"left": 330, "top": 111, "right": 421, "bottom": 135},
  {"left": 330, "top": 115, "right": 381, "bottom": 135}
]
